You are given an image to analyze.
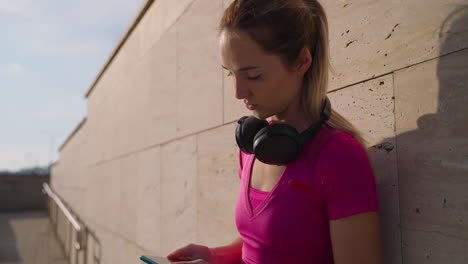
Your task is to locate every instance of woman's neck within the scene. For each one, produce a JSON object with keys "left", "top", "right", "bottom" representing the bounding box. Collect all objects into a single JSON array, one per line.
[
  {"left": 269, "top": 94, "right": 321, "bottom": 133},
  {"left": 270, "top": 112, "right": 319, "bottom": 133}
]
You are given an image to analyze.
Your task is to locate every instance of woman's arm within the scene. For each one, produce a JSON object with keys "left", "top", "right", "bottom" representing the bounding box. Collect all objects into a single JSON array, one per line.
[
  {"left": 209, "top": 236, "right": 243, "bottom": 264},
  {"left": 329, "top": 211, "right": 385, "bottom": 264}
]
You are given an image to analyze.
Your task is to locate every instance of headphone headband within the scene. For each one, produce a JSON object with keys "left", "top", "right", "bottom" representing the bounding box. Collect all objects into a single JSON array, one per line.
[{"left": 297, "top": 96, "right": 331, "bottom": 144}]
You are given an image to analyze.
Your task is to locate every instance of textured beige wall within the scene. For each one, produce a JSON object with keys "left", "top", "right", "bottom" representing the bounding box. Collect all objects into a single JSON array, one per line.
[{"left": 51, "top": 0, "right": 468, "bottom": 263}]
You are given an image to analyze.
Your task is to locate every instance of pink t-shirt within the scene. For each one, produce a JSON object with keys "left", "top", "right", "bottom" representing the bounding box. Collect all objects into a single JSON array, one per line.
[{"left": 235, "top": 123, "right": 379, "bottom": 264}]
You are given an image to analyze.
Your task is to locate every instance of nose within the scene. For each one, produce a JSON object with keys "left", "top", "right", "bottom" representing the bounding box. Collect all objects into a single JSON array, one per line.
[{"left": 234, "top": 78, "right": 251, "bottom": 100}]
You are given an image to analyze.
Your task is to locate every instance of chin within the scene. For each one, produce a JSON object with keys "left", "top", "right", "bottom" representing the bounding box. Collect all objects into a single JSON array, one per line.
[{"left": 253, "top": 111, "right": 271, "bottom": 120}]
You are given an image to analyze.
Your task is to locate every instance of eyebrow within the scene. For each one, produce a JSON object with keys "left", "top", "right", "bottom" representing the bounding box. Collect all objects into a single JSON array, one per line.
[{"left": 221, "top": 65, "right": 261, "bottom": 72}]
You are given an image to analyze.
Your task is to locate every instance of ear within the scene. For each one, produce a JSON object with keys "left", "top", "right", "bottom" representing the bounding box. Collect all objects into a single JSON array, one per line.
[{"left": 294, "top": 46, "right": 312, "bottom": 75}]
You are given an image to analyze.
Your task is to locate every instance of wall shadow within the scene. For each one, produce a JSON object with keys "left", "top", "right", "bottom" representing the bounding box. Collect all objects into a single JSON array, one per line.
[{"left": 370, "top": 5, "right": 468, "bottom": 264}]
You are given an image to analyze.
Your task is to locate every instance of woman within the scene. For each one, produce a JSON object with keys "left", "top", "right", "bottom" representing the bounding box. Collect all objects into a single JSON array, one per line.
[{"left": 167, "top": 0, "right": 385, "bottom": 263}]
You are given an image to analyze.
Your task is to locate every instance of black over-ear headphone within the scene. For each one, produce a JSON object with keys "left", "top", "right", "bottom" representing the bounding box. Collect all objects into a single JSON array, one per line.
[{"left": 235, "top": 96, "right": 332, "bottom": 166}]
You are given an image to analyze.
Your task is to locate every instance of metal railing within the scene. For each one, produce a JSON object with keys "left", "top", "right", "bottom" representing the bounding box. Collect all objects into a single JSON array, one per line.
[{"left": 42, "top": 183, "right": 87, "bottom": 264}]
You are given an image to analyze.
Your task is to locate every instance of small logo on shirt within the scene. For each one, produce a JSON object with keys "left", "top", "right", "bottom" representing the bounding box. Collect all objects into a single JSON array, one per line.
[{"left": 288, "top": 179, "right": 312, "bottom": 193}]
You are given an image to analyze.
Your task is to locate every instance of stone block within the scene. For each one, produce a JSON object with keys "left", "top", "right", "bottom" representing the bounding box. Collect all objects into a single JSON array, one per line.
[
  {"left": 395, "top": 48, "right": 468, "bottom": 263},
  {"left": 160, "top": 136, "right": 198, "bottom": 255},
  {"left": 113, "top": 26, "right": 178, "bottom": 155},
  {"left": 106, "top": 15, "right": 143, "bottom": 96},
  {"left": 161, "top": 0, "right": 197, "bottom": 31},
  {"left": 135, "top": 146, "right": 162, "bottom": 254},
  {"left": 135, "top": 26, "right": 178, "bottom": 148},
  {"left": 136, "top": 0, "right": 165, "bottom": 60},
  {"left": 196, "top": 122, "right": 240, "bottom": 246},
  {"left": 119, "top": 153, "right": 138, "bottom": 242},
  {"left": 84, "top": 73, "right": 126, "bottom": 162},
  {"left": 176, "top": 0, "right": 224, "bottom": 136},
  {"left": 328, "top": 75, "right": 395, "bottom": 146},
  {"left": 86, "top": 68, "right": 115, "bottom": 119},
  {"left": 85, "top": 160, "right": 121, "bottom": 231},
  {"left": 322, "top": 0, "right": 468, "bottom": 91},
  {"left": 137, "top": 0, "right": 196, "bottom": 58},
  {"left": 401, "top": 228, "right": 468, "bottom": 264},
  {"left": 83, "top": 166, "right": 98, "bottom": 222}
]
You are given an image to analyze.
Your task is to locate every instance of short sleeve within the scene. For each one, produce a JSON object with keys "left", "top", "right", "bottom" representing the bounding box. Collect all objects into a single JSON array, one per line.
[
  {"left": 238, "top": 149, "right": 244, "bottom": 180},
  {"left": 318, "top": 133, "right": 379, "bottom": 220}
]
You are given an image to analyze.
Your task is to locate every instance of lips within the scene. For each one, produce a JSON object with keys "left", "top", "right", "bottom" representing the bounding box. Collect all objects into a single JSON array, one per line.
[{"left": 246, "top": 104, "right": 257, "bottom": 110}]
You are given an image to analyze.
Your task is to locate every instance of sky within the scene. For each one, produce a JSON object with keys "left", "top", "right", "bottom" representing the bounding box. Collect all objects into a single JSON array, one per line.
[{"left": 0, "top": 0, "right": 143, "bottom": 171}]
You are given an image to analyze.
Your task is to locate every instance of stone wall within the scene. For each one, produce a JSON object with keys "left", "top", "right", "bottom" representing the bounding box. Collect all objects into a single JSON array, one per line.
[{"left": 51, "top": 0, "right": 468, "bottom": 263}]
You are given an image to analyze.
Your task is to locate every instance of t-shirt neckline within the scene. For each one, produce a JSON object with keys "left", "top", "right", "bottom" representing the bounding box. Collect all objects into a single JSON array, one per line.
[{"left": 244, "top": 155, "right": 290, "bottom": 219}]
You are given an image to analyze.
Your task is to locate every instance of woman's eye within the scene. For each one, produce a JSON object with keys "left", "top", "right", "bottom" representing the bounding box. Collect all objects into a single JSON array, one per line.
[
  {"left": 225, "top": 71, "right": 260, "bottom": 80},
  {"left": 248, "top": 75, "right": 261, "bottom": 80}
]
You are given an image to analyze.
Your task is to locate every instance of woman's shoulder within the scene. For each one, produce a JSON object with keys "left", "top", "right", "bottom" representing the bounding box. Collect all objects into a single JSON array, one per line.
[
  {"left": 317, "top": 123, "right": 352, "bottom": 140},
  {"left": 317, "top": 125, "right": 365, "bottom": 157},
  {"left": 326, "top": 125, "right": 357, "bottom": 141},
  {"left": 319, "top": 125, "right": 367, "bottom": 162}
]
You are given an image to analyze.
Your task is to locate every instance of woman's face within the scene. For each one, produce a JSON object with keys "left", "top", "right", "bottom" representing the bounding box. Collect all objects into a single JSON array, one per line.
[{"left": 219, "top": 30, "right": 305, "bottom": 121}]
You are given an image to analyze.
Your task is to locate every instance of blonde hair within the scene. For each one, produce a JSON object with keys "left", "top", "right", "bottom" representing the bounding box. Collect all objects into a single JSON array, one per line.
[{"left": 220, "top": 0, "right": 367, "bottom": 147}]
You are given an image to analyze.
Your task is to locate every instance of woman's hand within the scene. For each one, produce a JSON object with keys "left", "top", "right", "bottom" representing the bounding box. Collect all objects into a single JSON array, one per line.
[{"left": 166, "top": 243, "right": 214, "bottom": 264}]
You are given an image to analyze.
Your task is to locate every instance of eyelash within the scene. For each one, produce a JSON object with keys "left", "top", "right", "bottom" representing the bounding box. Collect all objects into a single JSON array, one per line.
[{"left": 226, "top": 71, "right": 261, "bottom": 80}]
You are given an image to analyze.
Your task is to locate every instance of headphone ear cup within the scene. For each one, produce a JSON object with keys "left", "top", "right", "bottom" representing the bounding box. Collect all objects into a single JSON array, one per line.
[
  {"left": 253, "top": 124, "right": 301, "bottom": 165},
  {"left": 235, "top": 116, "right": 268, "bottom": 154}
]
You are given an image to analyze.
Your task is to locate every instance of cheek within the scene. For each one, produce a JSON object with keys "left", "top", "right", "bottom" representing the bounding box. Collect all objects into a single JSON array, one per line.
[{"left": 268, "top": 75, "right": 294, "bottom": 96}]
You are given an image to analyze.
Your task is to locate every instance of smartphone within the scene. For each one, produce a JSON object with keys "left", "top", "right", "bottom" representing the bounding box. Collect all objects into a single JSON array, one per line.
[{"left": 140, "top": 255, "right": 170, "bottom": 264}]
